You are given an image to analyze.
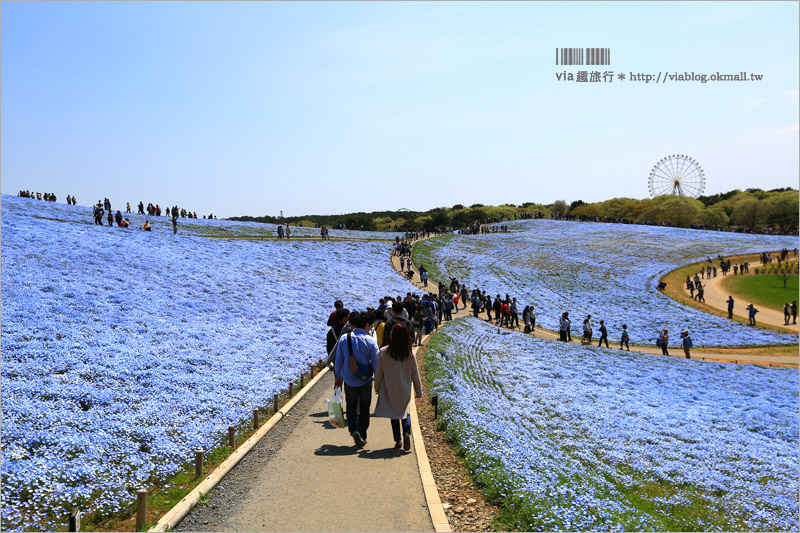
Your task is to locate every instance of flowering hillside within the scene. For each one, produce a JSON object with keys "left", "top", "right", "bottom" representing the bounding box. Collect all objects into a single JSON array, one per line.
[
  {"left": 414, "top": 219, "right": 798, "bottom": 346},
  {"left": 426, "top": 318, "right": 799, "bottom": 531},
  {"left": 0, "top": 194, "right": 416, "bottom": 530},
  {"left": 1, "top": 194, "right": 401, "bottom": 240}
]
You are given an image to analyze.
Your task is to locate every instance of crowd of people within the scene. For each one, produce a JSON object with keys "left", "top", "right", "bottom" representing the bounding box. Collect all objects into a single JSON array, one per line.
[
  {"left": 683, "top": 250, "right": 799, "bottom": 328},
  {"left": 17, "top": 190, "right": 59, "bottom": 202},
  {"left": 323, "top": 260, "right": 716, "bottom": 449},
  {"left": 134, "top": 200, "right": 211, "bottom": 220}
]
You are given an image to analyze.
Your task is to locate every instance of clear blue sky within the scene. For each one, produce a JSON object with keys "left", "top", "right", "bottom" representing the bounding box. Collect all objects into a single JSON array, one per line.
[{"left": 2, "top": 1, "right": 798, "bottom": 218}]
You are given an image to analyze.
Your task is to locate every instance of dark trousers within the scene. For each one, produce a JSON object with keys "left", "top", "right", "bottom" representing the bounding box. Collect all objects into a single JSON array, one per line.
[
  {"left": 598, "top": 334, "right": 608, "bottom": 348},
  {"left": 391, "top": 416, "right": 411, "bottom": 442},
  {"left": 559, "top": 330, "right": 567, "bottom": 341},
  {"left": 344, "top": 383, "right": 372, "bottom": 439},
  {"left": 510, "top": 313, "right": 519, "bottom": 328}
]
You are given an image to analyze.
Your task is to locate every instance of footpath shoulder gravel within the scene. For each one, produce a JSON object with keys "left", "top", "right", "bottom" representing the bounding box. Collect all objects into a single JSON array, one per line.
[{"left": 175, "top": 370, "right": 433, "bottom": 533}]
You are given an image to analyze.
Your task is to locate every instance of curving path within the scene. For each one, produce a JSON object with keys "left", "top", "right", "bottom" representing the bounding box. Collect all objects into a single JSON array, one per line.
[
  {"left": 685, "top": 272, "right": 798, "bottom": 332},
  {"left": 403, "top": 237, "right": 797, "bottom": 367}
]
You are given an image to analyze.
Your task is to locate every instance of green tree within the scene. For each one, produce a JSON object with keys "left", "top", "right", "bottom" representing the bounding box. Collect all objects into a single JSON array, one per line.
[
  {"left": 699, "top": 205, "right": 729, "bottom": 228},
  {"left": 550, "top": 200, "right": 568, "bottom": 217},
  {"left": 427, "top": 209, "right": 451, "bottom": 229},
  {"left": 636, "top": 195, "right": 703, "bottom": 228},
  {"left": 568, "top": 200, "right": 585, "bottom": 213},
  {"left": 766, "top": 192, "right": 799, "bottom": 233},
  {"left": 731, "top": 196, "right": 767, "bottom": 230}
]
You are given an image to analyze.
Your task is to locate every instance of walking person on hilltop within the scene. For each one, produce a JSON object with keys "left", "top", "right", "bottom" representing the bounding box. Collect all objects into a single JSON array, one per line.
[
  {"left": 509, "top": 298, "right": 519, "bottom": 329},
  {"left": 334, "top": 310, "right": 379, "bottom": 448},
  {"left": 373, "top": 323, "right": 423, "bottom": 451},
  {"left": 582, "top": 315, "right": 593, "bottom": 345},
  {"left": 746, "top": 304, "right": 759, "bottom": 326},
  {"left": 559, "top": 313, "right": 569, "bottom": 342},
  {"left": 598, "top": 320, "right": 609, "bottom": 348},
  {"left": 619, "top": 324, "right": 630, "bottom": 351},
  {"left": 277, "top": 225, "right": 284, "bottom": 240},
  {"left": 172, "top": 209, "right": 179, "bottom": 235},
  {"left": 657, "top": 328, "right": 670, "bottom": 356},
  {"left": 680, "top": 330, "right": 693, "bottom": 359},
  {"left": 783, "top": 303, "right": 791, "bottom": 325},
  {"left": 93, "top": 202, "right": 104, "bottom": 225},
  {"left": 727, "top": 296, "right": 735, "bottom": 319},
  {"left": 792, "top": 300, "right": 797, "bottom": 325},
  {"left": 695, "top": 283, "right": 705, "bottom": 303}
]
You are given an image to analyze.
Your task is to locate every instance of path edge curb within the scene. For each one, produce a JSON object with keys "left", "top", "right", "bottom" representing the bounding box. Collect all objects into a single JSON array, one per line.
[
  {"left": 148, "top": 366, "right": 330, "bottom": 532},
  {"left": 411, "top": 343, "right": 452, "bottom": 533}
]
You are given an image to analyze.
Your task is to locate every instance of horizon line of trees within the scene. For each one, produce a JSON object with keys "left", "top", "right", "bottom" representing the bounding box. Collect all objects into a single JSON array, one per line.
[{"left": 229, "top": 187, "right": 798, "bottom": 235}]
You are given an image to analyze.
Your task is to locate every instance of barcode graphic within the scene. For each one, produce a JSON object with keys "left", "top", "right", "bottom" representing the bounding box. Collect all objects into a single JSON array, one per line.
[{"left": 556, "top": 48, "right": 610, "bottom": 65}]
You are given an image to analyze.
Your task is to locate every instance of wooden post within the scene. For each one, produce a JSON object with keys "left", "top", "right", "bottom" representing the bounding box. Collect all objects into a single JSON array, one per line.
[
  {"left": 228, "top": 426, "right": 236, "bottom": 449},
  {"left": 300, "top": 372, "right": 305, "bottom": 388},
  {"left": 195, "top": 450, "right": 203, "bottom": 478},
  {"left": 289, "top": 381, "right": 294, "bottom": 396},
  {"left": 136, "top": 489, "right": 147, "bottom": 531},
  {"left": 273, "top": 393, "right": 279, "bottom": 413},
  {"left": 68, "top": 507, "right": 80, "bottom": 532},
  {"left": 253, "top": 409, "right": 260, "bottom": 429},
  {"left": 310, "top": 364, "right": 315, "bottom": 377},
  {"left": 431, "top": 394, "right": 439, "bottom": 419}
]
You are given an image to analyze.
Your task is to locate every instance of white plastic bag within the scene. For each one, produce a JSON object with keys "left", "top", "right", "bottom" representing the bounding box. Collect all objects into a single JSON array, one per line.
[{"left": 324, "top": 386, "right": 345, "bottom": 428}]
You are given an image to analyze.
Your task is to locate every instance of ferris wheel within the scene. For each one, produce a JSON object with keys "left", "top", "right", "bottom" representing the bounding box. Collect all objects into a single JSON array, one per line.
[{"left": 648, "top": 154, "right": 706, "bottom": 198}]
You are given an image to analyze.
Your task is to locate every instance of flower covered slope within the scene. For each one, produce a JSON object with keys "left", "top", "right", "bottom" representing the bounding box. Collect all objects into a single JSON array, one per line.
[
  {"left": 415, "top": 219, "right": 798, "bottom": 346},
  {"left": 0, "top": 194, "right": 416, "bottom": 531},
  {"left": 426, "top": 318, "right": 799, "bottom": 531},
  {"left": 1, "top": 194, "right": 401, "bottom": 240}
]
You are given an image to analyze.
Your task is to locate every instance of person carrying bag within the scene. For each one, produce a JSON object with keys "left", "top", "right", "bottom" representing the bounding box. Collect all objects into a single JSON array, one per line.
[{"left": 373, "top": 323, "right": 422, "bottom": 451}]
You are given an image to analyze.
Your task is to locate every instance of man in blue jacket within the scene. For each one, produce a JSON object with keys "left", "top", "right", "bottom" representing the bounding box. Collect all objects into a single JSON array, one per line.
[{"left": 334, "top": 310, "right": 379, "bottom": 448}]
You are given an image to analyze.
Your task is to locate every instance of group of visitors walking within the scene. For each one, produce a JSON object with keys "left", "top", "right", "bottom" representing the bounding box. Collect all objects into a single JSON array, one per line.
[{"left": 326, "top": 301, "right": 422, "bottom": 451}]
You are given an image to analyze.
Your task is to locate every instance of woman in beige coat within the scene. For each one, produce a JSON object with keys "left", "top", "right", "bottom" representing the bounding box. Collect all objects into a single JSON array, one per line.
[{"left": 374, "top": 323, "right": 422, "bottom": 451}]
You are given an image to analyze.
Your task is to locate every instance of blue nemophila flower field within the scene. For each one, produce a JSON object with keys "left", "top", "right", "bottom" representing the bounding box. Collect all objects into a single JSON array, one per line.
[
  {"left": 1, "top": 193, "right": 402, "bottom": 240},
  {"left": 426, "top": 318, "right": 799, "bottom": 531},
  {"left": 0, "top": 194, "right": 416, "bottom": 531},
  {"left": 415, "top": 219, "right": 799, "bottom": 346}
]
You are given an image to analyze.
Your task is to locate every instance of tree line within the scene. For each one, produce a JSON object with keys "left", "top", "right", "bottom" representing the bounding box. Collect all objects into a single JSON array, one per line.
[{"left": 229, "top": 188, "right": 797, "bottom": 234}]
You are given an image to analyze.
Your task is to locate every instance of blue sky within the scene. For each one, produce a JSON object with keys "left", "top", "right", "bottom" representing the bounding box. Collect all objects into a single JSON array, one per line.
[{"left": 2, "top": 1, "right": 798, "bottom": 218}]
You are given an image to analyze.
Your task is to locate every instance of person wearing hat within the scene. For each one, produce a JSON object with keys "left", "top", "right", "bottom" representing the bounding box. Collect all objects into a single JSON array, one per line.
[{"left": 680, "top": 330, "right": 693, "bottom": 359}]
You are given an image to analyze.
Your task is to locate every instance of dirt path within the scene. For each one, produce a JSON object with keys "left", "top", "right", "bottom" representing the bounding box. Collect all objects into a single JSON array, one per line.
[
  {"left": 685, "top": 272, "right": 798, "bottom": 332},
  {"left": 400, "top": 239, "right": 797, "bottom": 367}
]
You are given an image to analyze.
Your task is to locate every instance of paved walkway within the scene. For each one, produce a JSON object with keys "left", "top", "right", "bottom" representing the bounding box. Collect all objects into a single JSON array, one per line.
[
  {"left": 399, "top": 241, "right": 797, "bottom": 366},
  {"left": 176, "top": 369, "right": 434, "bottom": 532},
  {"left": 684, "top": 272, "right": 798, "bottom": 332}
]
